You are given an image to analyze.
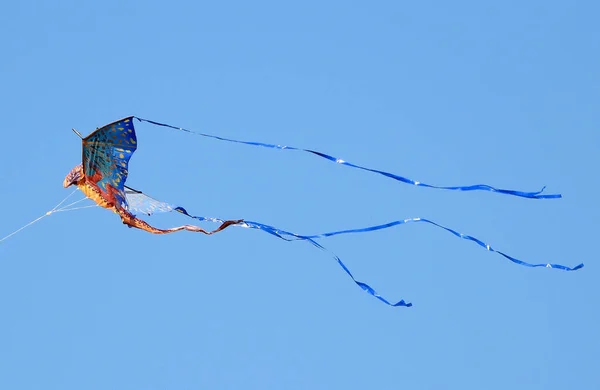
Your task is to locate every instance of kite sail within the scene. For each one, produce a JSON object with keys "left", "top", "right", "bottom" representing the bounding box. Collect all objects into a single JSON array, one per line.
[{"left": 56, "top": 116, "right": 583, "bottom": 307}]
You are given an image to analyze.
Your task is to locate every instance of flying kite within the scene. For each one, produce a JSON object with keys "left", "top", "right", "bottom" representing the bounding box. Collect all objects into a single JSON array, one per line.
[
  {"left": 2, "top": 116, "right": 583, "bottom": 307},
  {"left": 63, "top": 117, "right": 242, "bottom": 235}
]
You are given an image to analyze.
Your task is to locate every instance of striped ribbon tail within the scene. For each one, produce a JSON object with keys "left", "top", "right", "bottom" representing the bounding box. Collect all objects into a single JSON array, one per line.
[{"left": 135, "top": 117, "right": 561, "bottom": 200}]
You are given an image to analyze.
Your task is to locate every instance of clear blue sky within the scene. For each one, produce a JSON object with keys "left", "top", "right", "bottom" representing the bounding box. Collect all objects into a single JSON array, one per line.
[{"left": 0, "top": 1, "right": 598, "bottom": 388}]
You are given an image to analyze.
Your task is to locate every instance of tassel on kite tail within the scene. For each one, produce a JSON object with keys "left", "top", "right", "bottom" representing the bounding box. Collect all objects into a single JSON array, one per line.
[{"left": 134, "top": 117, "right": 561, "bottom": 200}]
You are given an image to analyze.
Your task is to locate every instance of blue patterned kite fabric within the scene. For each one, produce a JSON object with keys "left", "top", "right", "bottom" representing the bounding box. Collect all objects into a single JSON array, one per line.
[
  {"left": 83, "top": 117, "right": 137, "bottom": 210},
  {"left": 134, "top": 117, "right": 561, "bottom": 200}
]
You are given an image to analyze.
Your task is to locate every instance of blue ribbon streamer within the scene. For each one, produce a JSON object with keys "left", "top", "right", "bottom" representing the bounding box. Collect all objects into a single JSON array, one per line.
[
  {"left": 174, "top": 206, "right": 411, "bottom": 307},
  {"left": 287, "top": 218, "right": 583, "bottom": 271},
  {"left": 173, "top": 206, "right": 582, "bottom": 307},
  {"left": 135, "top": 117, "right": 561, "bottom": 200}
]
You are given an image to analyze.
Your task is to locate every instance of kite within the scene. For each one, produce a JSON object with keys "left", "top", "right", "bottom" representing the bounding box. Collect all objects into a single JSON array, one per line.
[
  {"left": 1, "top": 116, "right": 583, "bottom": 308},
  {"left": 62, "top": 117, "right": 242, "bottom": 235}
]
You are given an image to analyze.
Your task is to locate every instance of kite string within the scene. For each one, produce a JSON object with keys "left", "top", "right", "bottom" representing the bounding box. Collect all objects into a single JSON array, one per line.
[
  {"left": 53, "top": 204, "right": 98, "bottom": 213},
  {"left": 53, "top": 196, "right": 92, "bottom": 212},
  {"left": 50, "top": 188, "right": 79, "bottom": 211},
  {"left": 0, "top": 189, "right": 83, "bottom": 243},
  {"left": 0, "top": 214, "right": 52, "bottom": 243}
]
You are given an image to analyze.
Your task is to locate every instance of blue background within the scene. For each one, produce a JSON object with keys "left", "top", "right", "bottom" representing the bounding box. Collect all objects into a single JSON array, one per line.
[{"left": 0, "top": 1, "right": 597, "bottom": 388}]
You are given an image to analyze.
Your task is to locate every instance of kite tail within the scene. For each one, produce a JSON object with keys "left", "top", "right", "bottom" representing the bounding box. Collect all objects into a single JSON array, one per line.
[
  {"left": 118, "top": 209, "right": 242, "bottom": 235},
  {"left": 134, "top": 117, "right": 561, "bottom": 200},
  {"left": 172, "top": 206, "right": 582, "bottom": 307},
  {"left": 174, "top": 206, "right": 411, "bottom": 307}
]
